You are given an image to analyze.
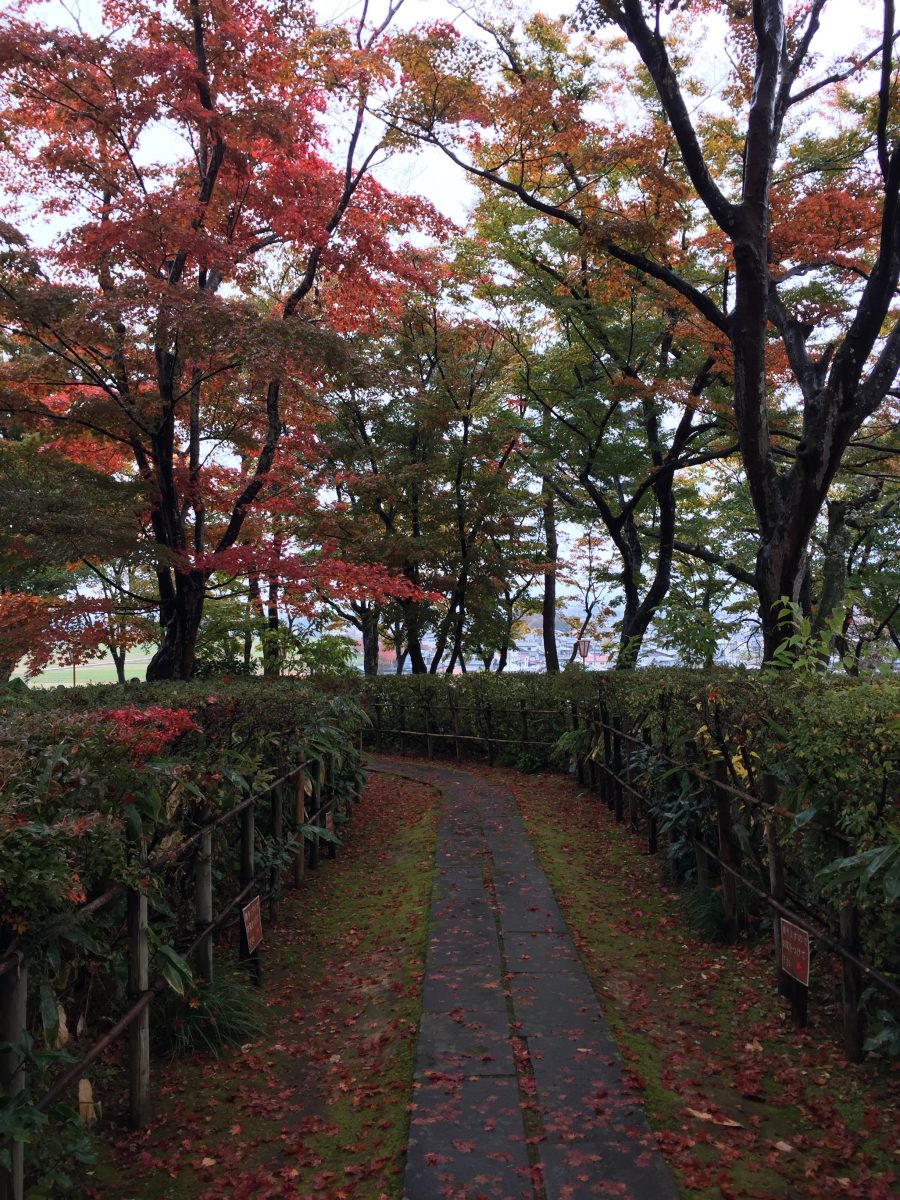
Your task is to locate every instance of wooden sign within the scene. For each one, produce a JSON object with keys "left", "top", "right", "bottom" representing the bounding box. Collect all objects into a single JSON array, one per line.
[
  {"left": 242, "top": 895, "right": 263, "bottom": 954},
  {"left": 325, "top": 809, "right": 334, "bottom": 835},
  {"left": 780, "top": 918, "right": 810, "bottom": 986}
]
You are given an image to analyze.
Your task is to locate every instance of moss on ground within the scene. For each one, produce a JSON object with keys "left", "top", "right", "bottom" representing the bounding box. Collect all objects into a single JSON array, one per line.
[
  {"left": 488, "top": 764, "right": 899, "bottom": 1200},
  {"left": 87, "top": 772, "right": 439, "bottom": 1200}
]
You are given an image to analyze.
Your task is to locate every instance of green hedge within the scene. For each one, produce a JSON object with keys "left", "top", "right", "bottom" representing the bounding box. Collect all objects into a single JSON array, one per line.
[
  {"left": 346, "top": 669, "right": 900, "bottom": 999},
  {"left": 0, "top": 679, "right": 365, "bottom": 950}
]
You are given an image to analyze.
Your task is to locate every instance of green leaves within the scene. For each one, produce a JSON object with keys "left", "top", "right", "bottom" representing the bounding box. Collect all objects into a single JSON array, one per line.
[
  {"left": 817, "top": 843, "right": 900, "bottom": 901},
  {"left": 154, "top": 944, "right": 194, "bottom": 997}
]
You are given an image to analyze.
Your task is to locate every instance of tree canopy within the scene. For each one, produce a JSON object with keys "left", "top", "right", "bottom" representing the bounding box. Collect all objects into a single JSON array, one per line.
[{"left": 2, "top": 0, "right": 899, "bottom": 678}]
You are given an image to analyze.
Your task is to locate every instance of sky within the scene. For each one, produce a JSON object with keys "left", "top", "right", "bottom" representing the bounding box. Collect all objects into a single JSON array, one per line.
[{"left": 33, "top": 0, "right": 885, "bottom": 228}]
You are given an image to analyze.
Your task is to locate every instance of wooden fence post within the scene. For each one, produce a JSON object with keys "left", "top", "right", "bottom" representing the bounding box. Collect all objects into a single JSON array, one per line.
[
  {"left": 570, "top": 701, "right": 585, "bottom": 785},
  {"left": 194, "top": 828, "right": 214, "bottom": 983},
  {"left": 375, "top": 702, "right": 383, "bottom": 752},
  {"left": 308, "top": 766, "right": 322, "bottom": 871},
  {"left": 0, "top": 955, "right": 27, "bottom": 1200},
  {"left": 239, "top": 804, "right": 261, "bottom": 984},
  {"left": 600, "top": 702, "right": 613, "bottom": 811},
  {"left": 127, "top": 839, "right": 150, "bottom": 1128},
  {"left": 519, "top": 699, "right": 530, "bottom": 752},
  {"left": 625, "top": 721, "right": 639, "bottom": 832},
  {"left": 612, "top": 717, "right": 624, "bottom": 823},
  {"left": 293, "top": 760, "right": 306, "bottom": 888},
  {"left": 762, "top": 778, "right": 791, "bottom": 999},
  {"left": 270, "top": 782, "right": 284, "bottom": 920},
  {"left": 424, "top": 700, "right": 434, "bottom": 761},
  {"left": 326, "top": 756, "right": 337, "bottom": 860},
  {"left": 399, "top": 697, "right": 406, "bottom": 758},
  {"left": 840, "top": 902, "right": 865, "bottom": 1061},
  {"left": 643, "top": 729, "right": 658, "bottom": 855},
  {"left": 713, "top": 760, "right": 739, "bottom": 942},
  {"left": 485, "top": 701, "right": 495, "bottom": 767},
  {"left": 450, "top": 693, "right": 461, "bottom": 763}
]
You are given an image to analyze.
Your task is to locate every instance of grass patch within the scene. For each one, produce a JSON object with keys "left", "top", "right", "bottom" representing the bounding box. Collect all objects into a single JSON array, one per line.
[
  {"left": 485, "top": 764, "right": 900, "bottom": 1200},
  {"left": 86, "top": 771, "right": 439, "bottom": 1200}
]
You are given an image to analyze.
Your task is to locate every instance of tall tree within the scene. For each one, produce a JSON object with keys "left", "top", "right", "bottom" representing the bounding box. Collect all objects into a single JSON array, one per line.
[
  {"left": 317, "top": 297, "right": 537, "bottom": 672},
  {"left": 393, "top": 2, "right": 900, "bottom": 658},
  {"left": 0, "top": 0, "right": 436, "bottom": 679}
]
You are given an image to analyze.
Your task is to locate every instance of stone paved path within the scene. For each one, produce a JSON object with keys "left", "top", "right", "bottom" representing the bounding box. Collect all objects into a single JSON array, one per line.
[{"left": 366, "top": 757, "right": 680, "bottom": 1200}]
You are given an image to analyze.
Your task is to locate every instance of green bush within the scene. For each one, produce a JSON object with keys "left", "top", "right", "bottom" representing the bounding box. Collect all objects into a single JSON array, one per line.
[{"left": 152, "top": 973, "right": 266, "bottom": 1058}]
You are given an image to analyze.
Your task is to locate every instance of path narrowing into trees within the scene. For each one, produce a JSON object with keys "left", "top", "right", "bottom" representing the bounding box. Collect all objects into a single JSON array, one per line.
[{"left": 367, "top": 757, "right": 678, "bottom": 1200}]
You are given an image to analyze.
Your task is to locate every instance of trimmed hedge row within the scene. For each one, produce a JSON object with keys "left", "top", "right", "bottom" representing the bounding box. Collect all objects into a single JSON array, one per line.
[
  {"left": 0, "top": 679, "right": 366, "bottom": 1195},
  {"left": 1, "top": 679, "right": 365, "bottom": 950},
  {"left": 342, "top": 669, "right": 900, "bottom": 1033}
]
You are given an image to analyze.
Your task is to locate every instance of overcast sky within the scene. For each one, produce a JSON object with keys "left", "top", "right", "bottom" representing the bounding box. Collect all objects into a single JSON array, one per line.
[{"left": 31, "top": 0, "right": 888, "bottom": 228}]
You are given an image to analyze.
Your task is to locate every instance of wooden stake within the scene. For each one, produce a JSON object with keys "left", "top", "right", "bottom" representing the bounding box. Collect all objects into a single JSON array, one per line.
[
  {"left": 127, "top": 843, "right": 150, "bottom": 1128},
  {"left": 450, "top": 694, "right": 461, "bottom": 763},
  {"left": 0, "top": 955, "right": 26, "bottom": 1200},
  {"left": 270, "top": 783, "right": 284, "bottom": 920},
  {"left": 239, "top": 806, "right": 261, "bottom": 984},
  {"left": 194, "top": 828, "right": 213, "bottom": 983},
  {"left": 293, "top": 764, "right": 306, "bottom": 888},
  {"left": 763, "top": 779, "right": 791, "bottom": 999},
  {"left": 713, "top": 760, "right": 739, "bottom": 942},
  {"left": 840, "top": 902, "right": 865, "bottom": 1061}
]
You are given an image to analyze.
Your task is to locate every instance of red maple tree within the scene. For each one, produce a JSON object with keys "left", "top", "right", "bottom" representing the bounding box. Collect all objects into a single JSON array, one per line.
[{"left": 0, "top": 0, "right": 441, "bottom": 678}]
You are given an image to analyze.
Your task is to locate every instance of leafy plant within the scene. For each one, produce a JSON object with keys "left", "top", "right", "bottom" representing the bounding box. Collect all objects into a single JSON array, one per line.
[
  {"left": 0, "top": 1036, "right": 95, "bottom": 1198},
  {"left": 151, "top": 974, "right": 266, "bottom": 1059}
]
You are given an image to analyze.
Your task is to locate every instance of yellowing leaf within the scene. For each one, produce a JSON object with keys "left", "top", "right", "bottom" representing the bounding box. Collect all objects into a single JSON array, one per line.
[{"left": 685, "top": 1107, "right": 742, "bottom": 1128}]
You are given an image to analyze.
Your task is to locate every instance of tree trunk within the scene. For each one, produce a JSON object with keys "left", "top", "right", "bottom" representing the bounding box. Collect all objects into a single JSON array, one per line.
[
  {"left": 110, "top": 644, "right": 126, "bottom": 684},
  {"left": 263, "top": 533, "right": 282, "bottom": 677},
  {"left": 401, "top": 599, "right": 428, "bottom": 673},
  {"left": 146, "top": 570, "right": 207, "bottom": 680},
  {"left": 542, "top": 479, "right": 560, "bottom": 673},
  {"left": 244, "top": 574, "right": 260, "bottom": 671},
  {"left": 361, "top": 606, "right": 380, "bottom": 676}
]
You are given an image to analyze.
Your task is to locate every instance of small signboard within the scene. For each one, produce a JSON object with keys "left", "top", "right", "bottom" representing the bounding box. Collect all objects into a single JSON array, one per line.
[
  {"left": 325, "top": 809, "right": 334, "bottom": 835},
  {"left": 242, "top": 895, "right": 263, "bottom": 954},
  {"left": 780, "top": 918, "right": 810, "bottom": 986}
]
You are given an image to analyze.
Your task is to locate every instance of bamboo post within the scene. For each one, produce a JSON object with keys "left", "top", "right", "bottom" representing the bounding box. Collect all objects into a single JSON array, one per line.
[
  {"left": 270, "top": 781, "right": 284, "bottom": 920},
  {"left": 127, "top": 840, "right": 150, "bottom": 1128},
  {"left": 520, "top": 699, "right": 530, "bottom": 752},
  {"left": 399, "top": 697, "right": 406, "bottom": 758},
  {"left": 0, "top": 954, "right": 26, "bottom": 1200},
  {"left": 293, "top": 762, "right": 306, "bottom": 888},
  {"left": 840, "top": 902, "right": 865, "bottom": 1061},
  {"left": 713, "top": 760, "right": 739, "bottom": 942},
  {"left": 239, "top": 804, "right": 261, "bottom": 983},
  {"left": 194, "top": 828, "right": 214, "bottom": 983},
  {"left": 485, "top": 700, "right": 495, "bottom": 766},
  {"left": 375, "top": 702, "right": 383, "bottom": 752}
]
